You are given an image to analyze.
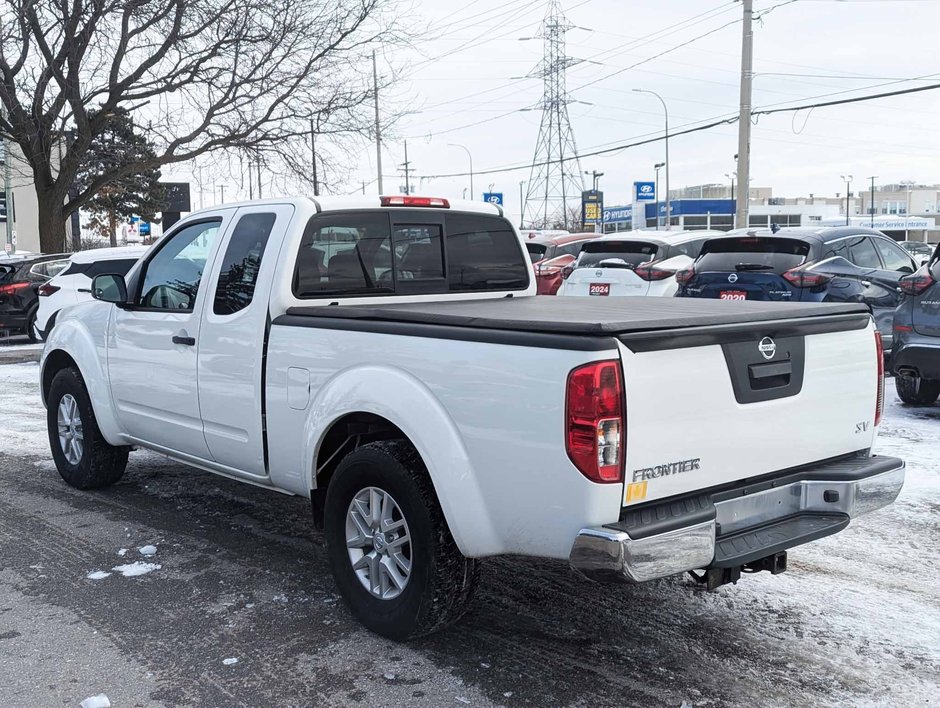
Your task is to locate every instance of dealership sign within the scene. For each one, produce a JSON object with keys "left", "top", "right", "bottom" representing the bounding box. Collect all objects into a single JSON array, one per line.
[{"left": 634, "top": 181, "right": 655, "bottom": 201}]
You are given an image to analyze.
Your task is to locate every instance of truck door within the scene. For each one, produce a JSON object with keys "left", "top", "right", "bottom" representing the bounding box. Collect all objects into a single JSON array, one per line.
[
  {"left": 196, "top": 205, "right": 293, "bottom": 477},
  {"left": 107, "top": 216, "right": 227, "bottom": 458}
]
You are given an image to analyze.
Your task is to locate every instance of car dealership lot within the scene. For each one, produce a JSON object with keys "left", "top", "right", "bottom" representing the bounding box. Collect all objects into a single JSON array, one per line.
[{"left": 0, "top": 359, "right": 937, "bottom": 707}]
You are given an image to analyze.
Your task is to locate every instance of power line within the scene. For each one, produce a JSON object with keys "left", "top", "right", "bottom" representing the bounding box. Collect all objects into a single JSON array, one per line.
[{"left": 415, "top": 81, "right": 940, "bottom": 180}]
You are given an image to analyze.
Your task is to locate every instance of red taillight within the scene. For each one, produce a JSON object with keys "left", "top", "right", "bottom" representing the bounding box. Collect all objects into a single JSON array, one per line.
[
  {"left": 561, "top": 264, "right": 575, "bottom": 280},
  {"left": 899, "top": 271, "right": 935, "bottom": 296},
  {"left": 380, "top": 196, "right": 450, "bottom": 208},
  {"left": 874, "top": 330, "right": 884, "bottom": 427},
  {"left": 0, "top": 282, "right": 30, "bottom": 295},
  {"left": 782, "top": 266, "right": 831, "bottom": 288},
  {"left": 566, "top": 360, "right": 624, "bottom": 484},
  {"left": 38, "top": 284, "right": 60, "bottom": 297},
  {"left": 675, "top": 265, "right": 695, "bottom": 284},
  {"left": 634, "top": 261, "right": 676, "bottom": 281}
]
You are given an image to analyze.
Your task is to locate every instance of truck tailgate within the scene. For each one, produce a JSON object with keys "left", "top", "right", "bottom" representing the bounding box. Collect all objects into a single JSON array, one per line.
[{"left": 618, "top": 317, "right": 878, "bottom": 506}]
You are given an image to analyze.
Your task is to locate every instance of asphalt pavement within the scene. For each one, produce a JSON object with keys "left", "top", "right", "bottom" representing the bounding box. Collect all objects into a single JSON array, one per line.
[{"left": 0, "top": 362, "right": 937, "bottom": 707}]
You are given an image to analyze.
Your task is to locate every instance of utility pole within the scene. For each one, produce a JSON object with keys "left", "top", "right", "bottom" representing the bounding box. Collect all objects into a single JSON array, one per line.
[
  {"left": 220, "top": 184, "right": 226, "bottom": 204},
  {"left": 248, "top": 161, "right": 254, "bottom": 200},
  {"left": 372, "top": 50, "right": 383, "bottom": 195},
  {"left": 399, "top": 140, "right": 414, "bottom": 195},
  {"left": 735, "top": 0, "right": 754, "bottom": 229},
  {"left": 841, "top": 174, "right": 853, "bottom": 226},
  {"left": 2, "top": 134, "right": 11, "bottom": 254},
  {"left": 310, "top": 118, "right": 319, "bottom": 197},
  {"left": 868, "top": 175, "right": 877, "bottom": 227},
  {"left": 257, "top": 161, "right": 263, "bottom": 199}
]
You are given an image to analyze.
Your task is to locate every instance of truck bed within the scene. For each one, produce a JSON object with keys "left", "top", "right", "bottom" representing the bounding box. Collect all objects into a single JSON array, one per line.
[{"left": 282, "top": 297, "right": 869, "bottom": 344}]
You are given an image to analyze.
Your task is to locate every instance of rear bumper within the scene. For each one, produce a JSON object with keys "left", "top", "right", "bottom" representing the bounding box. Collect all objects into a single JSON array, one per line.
[
  {"left": 892, "top": 339, "right": 940, "bottom": 380},
  {"left": 569, "top": 455, "right": 905, "bottom": 583}
]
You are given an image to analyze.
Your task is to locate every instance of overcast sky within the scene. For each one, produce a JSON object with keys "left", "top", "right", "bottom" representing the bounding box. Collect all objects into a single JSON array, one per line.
[{"left": 185, "top": 0, "right": 940, "bottom": 223}]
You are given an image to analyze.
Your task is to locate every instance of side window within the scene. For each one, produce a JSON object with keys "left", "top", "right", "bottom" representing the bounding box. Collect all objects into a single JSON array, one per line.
[
  {"left": 294, "top": 213, "right": 392, "bottom": 297},
  {"left": 847, "top": 238, "right": 882, "bottom": 270},
  {"left": 138, "top": 220, "right": 221, "bottom": 310},
  {"left": 823, "top": 239, "right": 850, "bottom": 261},
  {"left": 393, "top": 224, "right": 445, "bottom": 287},
  {"left": 445, "top": 213, "right": 530, "bottom": 292},
  {"left": 559, "top": 241, "right": 585, "bottom": 257},
  {"left": 86, "top": 259, "right": 140, "bottom": 278},
  {"left": 213, "top": 213, "right": 276, "bottom": 315},
  {"left": 873, "top": 238, "right": 915, "bottom": 273}
]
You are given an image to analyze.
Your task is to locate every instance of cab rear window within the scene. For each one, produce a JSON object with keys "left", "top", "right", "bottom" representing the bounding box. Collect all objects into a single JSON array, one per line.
[
  {"left": 293, "top": 211, "right": 530, "bottom": 298},
  {"left": 696, "top": 237, "right": 809, "bottom": 274},
  {"left": 576, "top": 241, "right": 658, "bottom": 268}
]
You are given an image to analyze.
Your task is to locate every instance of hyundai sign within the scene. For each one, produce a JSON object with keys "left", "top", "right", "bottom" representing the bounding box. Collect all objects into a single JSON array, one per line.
[
  {"left": 634, "top": 181, "right": 655, "bottom": 201},
  {"left": 483, "top": 192, "right": 503, "bottom": 206}
]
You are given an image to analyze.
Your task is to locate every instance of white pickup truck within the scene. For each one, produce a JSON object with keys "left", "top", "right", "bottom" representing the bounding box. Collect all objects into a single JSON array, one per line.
[{"left": 40, "top": 196, "right": 904, "bottom": 640}]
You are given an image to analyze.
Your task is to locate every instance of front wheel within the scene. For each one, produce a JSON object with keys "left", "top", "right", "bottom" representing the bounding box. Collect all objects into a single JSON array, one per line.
[
  {"left": 896, "top": 375, "right": 940, "bottom": 405},
  {"left": 47, "top": 367, "right": 129, "bottom": 489},
  {"left": 324, "top": 440, "right": 479, "bottom": 640}
]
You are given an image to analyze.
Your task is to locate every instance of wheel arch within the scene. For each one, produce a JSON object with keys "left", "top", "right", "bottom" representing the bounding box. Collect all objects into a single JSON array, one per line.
[{"left": 301, "top": 365, "right": 501, "bottom": 558}]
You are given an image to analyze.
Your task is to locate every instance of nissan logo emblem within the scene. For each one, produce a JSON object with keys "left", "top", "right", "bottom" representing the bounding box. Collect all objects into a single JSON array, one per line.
[
  {"left": 758, "top": 337, "right": 777, "bottom": 360},
  {"left": 728, "top": 273, "right": 739, "bottom": 283}
]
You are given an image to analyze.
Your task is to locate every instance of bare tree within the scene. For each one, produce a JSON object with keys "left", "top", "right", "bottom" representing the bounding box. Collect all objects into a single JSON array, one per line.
[{"left": 0, "top": 0, "right": 399, "bottom": 252}]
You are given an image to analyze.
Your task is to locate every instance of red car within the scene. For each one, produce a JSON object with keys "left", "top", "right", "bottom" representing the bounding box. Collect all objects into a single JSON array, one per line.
[{"left": 526, "top": 232, "right": 602, "bottom": 295}]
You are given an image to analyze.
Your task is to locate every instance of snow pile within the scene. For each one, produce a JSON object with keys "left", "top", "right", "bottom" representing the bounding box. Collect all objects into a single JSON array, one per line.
[
  {"left": 138, "top": 545, "right": 157, "bottom": 557},
  {"left": 86, "top": 571, "right": 111, "bottom": 581},
  {"left": 111, "top": 562, "right": 161, "bottom": 577},
  {"left": 222, "top": 657, "right": 239, "bottom": 666},
  {"left": 79, "top": 695, "right": 110, "bottom": 708},
  {"left": 0, "top": 362, "right": 47, "bottom": 457}
]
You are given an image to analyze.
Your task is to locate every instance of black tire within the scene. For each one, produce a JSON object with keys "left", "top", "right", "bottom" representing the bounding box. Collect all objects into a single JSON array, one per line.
[
  {"left": 47, "top": 367, "right": 129, "bottom": 489},
  {"left": 896, "top": 375, "right": 940, "bottom": 405},
  {"left": 25, "top": 308, "right": 40, "bottom": 343},
  {"left": 324, "top": 440, "right": 480, "bottom": 640}
]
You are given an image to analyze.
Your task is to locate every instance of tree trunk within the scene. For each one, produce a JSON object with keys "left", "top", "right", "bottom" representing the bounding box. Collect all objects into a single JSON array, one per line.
[{"left": 36, "top": 190, "right": 69, "bottom": 254}]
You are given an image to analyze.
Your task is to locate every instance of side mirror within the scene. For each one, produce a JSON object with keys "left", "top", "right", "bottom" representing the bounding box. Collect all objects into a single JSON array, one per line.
[
  {"left": 921, "top": 257, "right": 931, "bottom": 267},
  {"left": 91, "top": 274, "right": 128, "bottom": 305}
]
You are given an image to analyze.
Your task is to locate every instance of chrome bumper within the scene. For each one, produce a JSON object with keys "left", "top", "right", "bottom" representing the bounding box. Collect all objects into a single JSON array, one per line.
[{"left": 570, "top": 461, "right": 905, "bottom": 583}]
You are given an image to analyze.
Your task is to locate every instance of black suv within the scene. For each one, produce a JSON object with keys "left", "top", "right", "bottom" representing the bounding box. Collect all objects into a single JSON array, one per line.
[
  {"left": 0, "top": 254, "right": 70, "bottom": 341},
  {"left": 892, "top": 242, "right": 940, "bottom": 404},
  {"left": 676, "top": 227, "right": 918, "bottom": 352}
]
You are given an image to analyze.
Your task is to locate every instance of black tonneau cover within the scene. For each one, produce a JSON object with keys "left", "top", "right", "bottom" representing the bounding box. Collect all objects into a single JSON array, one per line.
[{"left": 285, "top": 296, "right": 869, "bottom": 337}]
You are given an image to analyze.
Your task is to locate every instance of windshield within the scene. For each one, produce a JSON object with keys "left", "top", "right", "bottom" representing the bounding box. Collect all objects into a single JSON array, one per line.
[
  {"left": 575, "top": 241, "right": 659, "bottom": 268},
  {"left": 525, "top": 242, "right": 548, "bottom": 263},
  {"left": 696, "top": 237, "right": 810, "bottom": 274}
]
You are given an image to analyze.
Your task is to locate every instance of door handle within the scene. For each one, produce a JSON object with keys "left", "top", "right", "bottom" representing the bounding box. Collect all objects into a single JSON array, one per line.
[{"left": 172, "top": 335, "right": 196, "bottom": 346}]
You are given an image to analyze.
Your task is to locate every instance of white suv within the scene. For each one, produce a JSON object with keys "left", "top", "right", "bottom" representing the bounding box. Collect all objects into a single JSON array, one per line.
[
  {"left": 556, "top": 230, "right": 721, "bottom": 298},
  {"left": 36, "top": 246, "right": 147, "bottom": 340}
]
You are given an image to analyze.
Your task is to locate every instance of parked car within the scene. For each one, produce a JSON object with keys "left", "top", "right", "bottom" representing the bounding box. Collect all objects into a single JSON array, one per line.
[
  {"left": 0, "top": 253, "right": 70, "bottom": 341},
  {"left": 675, "top": 227, "right": 918, "bottom": 352},
  {"left": 556, "top": 231, "right": 720, "bottom": 298},
  {"left": 41, "top": 195, "right": 903, "bottom": 640},
  {"left": 526, "top": 232, "right": 601, "bottom": 294},
  {"left": 893, "top": 241, "right": 940, "bottom": 404},
  {"left": 899, "top": 240, "right": 935, "bottom": 263},
  {"left": 35, "top": 246, "right": 147, "bottom": 341}
]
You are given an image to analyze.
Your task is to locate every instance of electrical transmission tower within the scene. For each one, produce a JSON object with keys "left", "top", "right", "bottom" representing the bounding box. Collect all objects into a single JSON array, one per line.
[{"left": 523, "top": 0, "right": 585, "bottom": 230}]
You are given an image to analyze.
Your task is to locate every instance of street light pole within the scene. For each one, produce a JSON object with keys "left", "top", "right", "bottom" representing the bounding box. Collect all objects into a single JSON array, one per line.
[
  {"left": 841, "top": 174, "right": 853, "bottom": 226},
  {"left": 519, "top": 180, "right": 526, "bottom": 229},
  {"left": 584, "top": 170, "right": 604, "bottom": 192},
  {"left": 634, "top": 89, "right": 670, "bottom": 229},
  {"left": 448, "top": 144, "right": 473, "bottom": 200},
  {"left": 725, "top": 172, "right": 736, "bottom": 201},
  {"left": 868, "top": 175, "right": 878, "bottom": 228},
  {"left": 654, "top": 162, "right": 665, "bottom": 229}
]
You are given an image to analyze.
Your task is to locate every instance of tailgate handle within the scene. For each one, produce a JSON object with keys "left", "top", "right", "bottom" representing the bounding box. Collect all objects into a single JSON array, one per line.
[{"left": 748, "top": 360, "right": 791, "bottom": 390}]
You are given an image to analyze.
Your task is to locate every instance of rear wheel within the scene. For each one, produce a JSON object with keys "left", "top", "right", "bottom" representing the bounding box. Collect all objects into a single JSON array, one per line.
[
  {"left": 896, "top": 375, "right": 940, "bottom": 405},
  {"left": 324, "top": 440, "right": 479, "bottom": 640},
  {"left": 47, "top": 367, "right": 129, "bottom": 489},
  {"left": 26, "top": 308, "right": 41, "bottom": 343}
]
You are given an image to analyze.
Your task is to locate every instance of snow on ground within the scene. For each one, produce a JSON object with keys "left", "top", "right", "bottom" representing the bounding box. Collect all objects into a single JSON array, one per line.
[
  {"left": 111, "top": 562, "right": 161, "bottom": 577},
  {"left": 0, "top": 362, "right": 48, "bottom": 457}
]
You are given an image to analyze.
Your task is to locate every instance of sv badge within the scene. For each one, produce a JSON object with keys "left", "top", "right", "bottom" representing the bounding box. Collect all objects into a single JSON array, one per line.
[{"left": 855, "top": 421, "right": 870, "bottom": 434}]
